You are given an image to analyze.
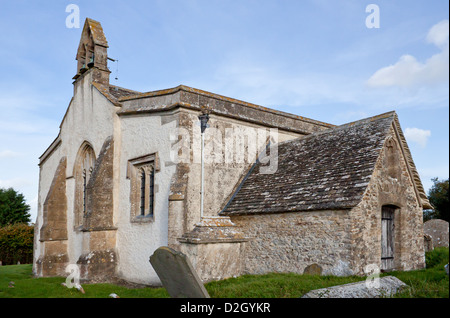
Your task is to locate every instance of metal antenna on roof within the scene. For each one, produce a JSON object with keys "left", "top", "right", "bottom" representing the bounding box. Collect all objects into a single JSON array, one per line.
[{"left": 107, "top": 57, "right": 119, "bottom": 81}]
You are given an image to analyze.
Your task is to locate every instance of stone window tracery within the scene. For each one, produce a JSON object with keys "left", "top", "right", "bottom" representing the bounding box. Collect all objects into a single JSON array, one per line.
[{"left": 127, "top": 153, "right": 159, "bottom": 223}]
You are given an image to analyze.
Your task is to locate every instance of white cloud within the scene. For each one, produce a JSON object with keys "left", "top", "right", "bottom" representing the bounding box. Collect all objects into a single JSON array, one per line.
[
  {"left": 0, "top": 150, "right": 20, "bottom": 159},
  {"left": 404, "top": 127, "right": 431, "bottom": 148},
  {"left": 367, "top": 20, "right": 449, "bottom": 88},
  {"left": 427, "top": 20, "right": 450, "bottom": 48},
  {"left": 0, "top": 177, "right": 33, "bottom": 189}
]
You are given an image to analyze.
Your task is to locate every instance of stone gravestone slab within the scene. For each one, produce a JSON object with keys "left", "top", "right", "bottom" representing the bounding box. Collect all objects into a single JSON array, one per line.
[
  {"left": 303, "top": 264, "right": 322, "bottom": 275},
  {"left": 301, "top": 276, "right": 407, "bottom": 298},
  {"left": 149, "top": 246, "right": 210, "bottom": 298}
]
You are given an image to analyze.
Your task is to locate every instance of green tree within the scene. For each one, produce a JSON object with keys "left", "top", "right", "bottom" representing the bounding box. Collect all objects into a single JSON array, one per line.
[
  {"left": 0, "top": 223, "right": 34, "bottom": 264},
  {"left": 0, "top": 187, "right": 31, "bottom": 226},
  {"left": 425, "top": 178, "right": 449, "bottom": 222}
]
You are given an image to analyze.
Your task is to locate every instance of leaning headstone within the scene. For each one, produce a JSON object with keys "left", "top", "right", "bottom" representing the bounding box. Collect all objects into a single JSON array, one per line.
[
  {"left": 301, "top": 276, "right": 407, "bottom": 298},
  {"left": 149, "top": 246, "right": 210, "bottom": 298}
]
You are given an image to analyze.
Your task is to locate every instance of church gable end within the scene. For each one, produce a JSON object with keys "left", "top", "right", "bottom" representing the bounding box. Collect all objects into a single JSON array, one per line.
[{"left": 349, "top": 120, "right": 427, "bottom": 273}]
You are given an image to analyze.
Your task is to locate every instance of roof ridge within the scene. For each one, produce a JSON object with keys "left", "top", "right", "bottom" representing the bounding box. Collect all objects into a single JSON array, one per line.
[
  {"left": 337, "top": 111, "right": 396, "bottom": 128},
  {"left": 108, "top": 84, "right": 142, "bottom": 94},
  {"left": 277, "top": 111, "right": 397, "bottom": 147}
]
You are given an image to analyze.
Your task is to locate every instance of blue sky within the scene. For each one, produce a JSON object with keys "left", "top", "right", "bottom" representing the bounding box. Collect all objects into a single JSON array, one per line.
[{"left": 0, "top": 1, "right": 448, "bottom": 223}]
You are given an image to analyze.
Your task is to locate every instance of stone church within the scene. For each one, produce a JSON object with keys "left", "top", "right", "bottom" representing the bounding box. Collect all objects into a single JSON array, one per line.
[{"left": 33, "top": 18, "right": 431, "bottom": 285}]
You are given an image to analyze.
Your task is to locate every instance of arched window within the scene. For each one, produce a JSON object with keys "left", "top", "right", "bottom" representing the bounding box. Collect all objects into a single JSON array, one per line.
[
  {"left": 148, "top": 167, "right": 155, "bottom": 218},
  {"left": 137, "top": 165, "right": 155, "bottom": 218},
  {"left": 140, "top": 168, "right": 146, "bottom": 216},
  {"left": 74, "top": 142, "right": 96, "bottom": 228}
]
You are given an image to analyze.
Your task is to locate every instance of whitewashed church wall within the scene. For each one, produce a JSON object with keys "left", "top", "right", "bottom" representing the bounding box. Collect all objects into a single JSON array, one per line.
[{"left": 115, "top": 111, "right": 178, "bottom": 285}]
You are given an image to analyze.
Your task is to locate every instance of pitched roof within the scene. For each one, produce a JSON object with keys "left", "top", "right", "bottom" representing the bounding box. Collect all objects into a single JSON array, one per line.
[
  {"left": 84, "top": 18, "right": 108, "bottom": 47},
  {"left": 221, "top": 112, "right": 397, "bottom": 216},
  {"left": 108, "top": 85, "right": 141, "bottom": 99},
  {"left": 90, "top": 82, "right": 141, "bottom": 106}
]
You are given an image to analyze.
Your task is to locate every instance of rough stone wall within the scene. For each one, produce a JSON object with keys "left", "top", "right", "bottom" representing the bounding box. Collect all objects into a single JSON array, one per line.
[
  {"left": 230, "top": 210, "right": 353, "bottom": 276},
  {"left": 350, "top": 125, "right": 426, "bottom": 274},
  {"left": 180, "top": 242, "right": 245, "bottom": 282}
]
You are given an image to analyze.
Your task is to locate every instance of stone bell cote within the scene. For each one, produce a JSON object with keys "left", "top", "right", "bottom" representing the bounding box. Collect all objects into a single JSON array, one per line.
[{"left": 73, "top": 18, "right": 110, "bottom": 86}]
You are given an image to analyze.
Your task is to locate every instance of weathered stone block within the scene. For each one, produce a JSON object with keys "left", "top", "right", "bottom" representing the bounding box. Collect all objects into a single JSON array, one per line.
[
  {"left": 77, "top": 249, "right": 117, "bottom": 283},
  {"left": 302, "top": 276, "right": 407, "bottom": 298}
]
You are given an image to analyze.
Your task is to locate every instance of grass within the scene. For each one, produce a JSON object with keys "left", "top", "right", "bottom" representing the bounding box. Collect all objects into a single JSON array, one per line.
[
  {"left": 1, "top": 248, "right": 448, "bottom": 298},
  {"left": 206, "top": 273, "right": 367, "bottom": 298},
  {"left": 388, "top": 247, "right": 449, "bottom": 298},
  {"left": 0, "top": 264, "right": 169, "bottom": 298}
]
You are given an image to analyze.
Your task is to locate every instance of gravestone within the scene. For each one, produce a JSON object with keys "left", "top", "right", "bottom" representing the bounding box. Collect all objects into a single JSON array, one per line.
[
  {"left": 303, "top": 264, "right": 322, "bottom": 275},
  {"left": 149, "top": 246, "right": 210, "bottom": 298},
  {"left": 424, "top": 219, "right": 449, "bottom": 249},
  {"left": 424, "top": 234, "right": 433, "bottom": 252},
  {"left": 301, "top": 276, "right": 407, "bottom": 298}
]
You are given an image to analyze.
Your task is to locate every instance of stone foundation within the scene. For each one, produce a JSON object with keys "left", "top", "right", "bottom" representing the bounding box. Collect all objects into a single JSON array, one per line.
[
  {"left": 76, "top": 230, "right": 117, "bottom": 283},
  {"left": 35, "top": 240, "right": 69, "bottom": 277},
  {"left": 77, "top": 249, "right": 117, "bottom": 283}
]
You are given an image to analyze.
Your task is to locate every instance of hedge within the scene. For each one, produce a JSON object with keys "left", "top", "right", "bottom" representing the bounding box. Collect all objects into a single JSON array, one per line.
[{"left": 0, "top": 223, "right": 34, "bottom": 265}]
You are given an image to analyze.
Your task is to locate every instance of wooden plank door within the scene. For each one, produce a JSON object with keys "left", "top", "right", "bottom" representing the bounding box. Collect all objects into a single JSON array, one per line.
[{"left": 381, "top": 206, "right": 395, "bottom": 271}]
